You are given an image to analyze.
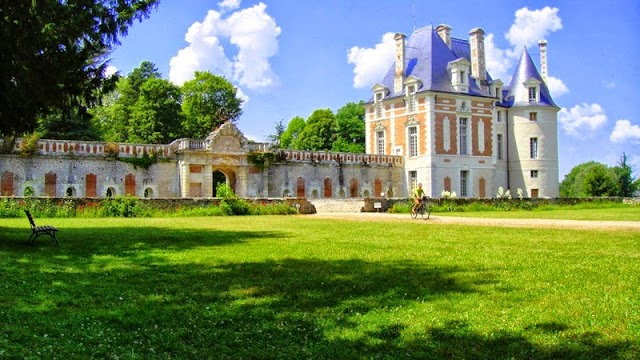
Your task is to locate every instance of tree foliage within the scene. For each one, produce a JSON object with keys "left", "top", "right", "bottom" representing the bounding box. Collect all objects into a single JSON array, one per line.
[
  {"left": 0, "top": 0, "right": 160, "bottom": 136},
  {"left": 128, "top": 78, "right": 183, "bottom": 144},
  {"left": 181, "top": 71, "right": 243, "bottom": 139},
  {"left": 277, "top": 102, "right": 366, "bottom": 152},
  {"left": 560, "top": 159, "right": 635, "bottom": 197},
  {"left": 294, "top": 109, "right": 336, "bottom": 150}
]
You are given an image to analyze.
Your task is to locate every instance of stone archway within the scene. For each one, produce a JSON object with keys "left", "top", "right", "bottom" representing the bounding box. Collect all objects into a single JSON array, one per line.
[{"left": 212, "top": 169, "right": 237, "bottom": 197}]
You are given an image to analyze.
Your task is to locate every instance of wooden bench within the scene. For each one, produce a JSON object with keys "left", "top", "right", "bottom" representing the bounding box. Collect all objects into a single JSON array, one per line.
[{"left": 24, "top": 210, "right": 59, "bottom": 246}]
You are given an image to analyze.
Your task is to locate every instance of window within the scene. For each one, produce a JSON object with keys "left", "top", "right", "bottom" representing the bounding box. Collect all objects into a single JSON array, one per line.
[
  {"left": 497, "top": 110, "right": 502, "bottom": 122},
  {"left": 407, "top": 85, "right": 417, "bottom": 112},
  {"left": 459, "top": 70, "right": 465, "bottom": 84},
  {"left": 459, "top": 118, "right": 468, "bottom": 155},
  {"left": 375, "top": 93, "right": 384, "bottom": 118},
  {"left": 376, "top": 131, "right": 385, "bottom": 155},
  {"left": 530, "top": 137, "right": 538, "bottom": 159},
  {"left": 497, "top": 134, "right": 503, "bottom": 160},
  {"left": 528, "top": 87, "right": 537, "bottom": 102},
  {"left": 531, "top": 170, "right": 539, "bottom": 178},
  {"left": 409, "top": 171, "right": 417, "bottom": 192},
  {"left": 529, "top": 112, "right": 537, "bottom": 121},
  {"left": 531, "top": 189, "right": 539, "bottom": 198},
  {"left": 460, "top": 170, "right": 468, "bottom": 197},
  {"left": 408, "top": 126, "right": 418, "bottom": 157}
]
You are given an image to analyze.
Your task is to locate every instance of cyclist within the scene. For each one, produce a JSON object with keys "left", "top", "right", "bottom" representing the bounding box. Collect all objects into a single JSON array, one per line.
[{"left": 411, "top": 183, "right": 425, "bottom": 214}]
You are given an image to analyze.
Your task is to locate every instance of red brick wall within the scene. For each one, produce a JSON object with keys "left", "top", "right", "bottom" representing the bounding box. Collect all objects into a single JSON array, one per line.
[
  {"left": 323, "top": 178, "right": 332, "bottom": 198},
  {"left": 1, "top": 171, "right": 13, "bottom": 196},
  {"left": 85, "top": 173, "right": 97, "bottom": 198},
  {"left": 45, "top": 172, "right": 57, "bottom": 197},
  {"left": 125, "top": 173, "right": 136, "bottom": 196},
  {"left": 297, "top": 177, "right": 305, "bottom": 197}
]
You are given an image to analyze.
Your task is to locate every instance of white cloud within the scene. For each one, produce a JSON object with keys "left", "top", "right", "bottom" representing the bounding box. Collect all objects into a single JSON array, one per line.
[
  {"left": 218, "top": 0, "right": 240, "bottom": 11},
  {"left": 506, "top": 7, "right": 563, "bottom": 48},
  {"left": 347, "top": 32, "right": 395, "bottom": 89},
  {"left": 105, "top": 65, "right": 119, "bottom": 77},
  {"left": 484, "top": 32, "right": 514, "bottom": 83},
  {"left": 169, "top": 3, "right": 280, "bottom": 90},
  {"left": 558, "top": 103, "right": 608, "bottom": 137},
  {"left": 235, "top": 87, "right": 249, "bottom": 106},
  {"left": 610, "top": 119, "right": 640, "bottom": 143},
  {"left": 546, "top": 75, "right": 569, "bottom": 97}
]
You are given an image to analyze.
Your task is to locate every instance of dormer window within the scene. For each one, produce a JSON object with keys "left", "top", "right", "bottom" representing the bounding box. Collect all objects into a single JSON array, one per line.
[
  {"left": 404, "top": 76, "right": 422, "bottom": 114},
  {"left": 447, "top": 58, "right": 471, "bottom": 93},
  {"left": 523, "top": 78, "right": 541, "bottom": 103},
  {"left": 371, "top": 83, "right": 389, "bottom": 119},
  {"left": 490, "top": 79, "right": 504, "bottom": 101},
  {"left": 528, "top": 87, "right": 537, "bottom": 102}
]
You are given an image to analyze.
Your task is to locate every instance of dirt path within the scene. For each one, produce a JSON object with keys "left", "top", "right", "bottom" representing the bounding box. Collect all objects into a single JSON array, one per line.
[{"left": 309, "top": 212, "right": 640, "bottom": 231}]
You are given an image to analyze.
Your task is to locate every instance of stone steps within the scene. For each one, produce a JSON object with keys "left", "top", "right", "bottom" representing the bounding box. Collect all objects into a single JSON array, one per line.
[{"left": 310, "top": 199, "right": 365, "bottom": 213}]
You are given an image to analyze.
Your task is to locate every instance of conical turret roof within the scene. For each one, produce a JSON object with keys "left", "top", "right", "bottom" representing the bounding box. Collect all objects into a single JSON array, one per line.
[{"left": 505, "top": 47, "right": 558, "bottom": 108}]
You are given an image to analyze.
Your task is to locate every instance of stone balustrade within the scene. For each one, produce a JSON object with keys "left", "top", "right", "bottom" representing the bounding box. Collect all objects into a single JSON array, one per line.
[
  {"left": 280, "top": 150, "right": 403, "bottom": 166},
  {"left": 12, "top": 138, "right": 172, "bottom": 158}
]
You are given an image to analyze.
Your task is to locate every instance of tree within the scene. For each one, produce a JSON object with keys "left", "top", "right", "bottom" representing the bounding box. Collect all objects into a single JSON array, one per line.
[
  {"left": 267, "top": 120, "right": 285, "bottom": 149},
  {"left": 128, "top": 78, "right": 183, "bottom": 144},
  {"left": 294, "top": 109, "right": 336, "bottom": 150},
  {"left": 583, "top": 164, "right": 620, "bottom": 197},
  {"left": 280, "top": 116, "right": 306, "bottom": 149},
  {"left": 0, "top": 0, "right": 159, "bottom": 136},
  {"left": 181, "top": 71, "right": 243, "bottom": 139},
  {"left": 612, "top": 152, "right": 638, "bottom": 197},
  {"left": 37, "top": 107, "right": 101, "bottom": 141},
  {"left": 560, "top": 161, "right": 600, "bottom": 197},
  {"left": 332, "top": 101, "right": 365, "bottom": 153}
]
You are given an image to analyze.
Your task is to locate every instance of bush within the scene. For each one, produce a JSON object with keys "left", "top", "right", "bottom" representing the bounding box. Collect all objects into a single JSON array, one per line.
[
  {"left": 20, "top": 132, "right": 41, "bottom": 156},
  {"left": 99, "top": 196, "right": 144, "bottom": 217}
]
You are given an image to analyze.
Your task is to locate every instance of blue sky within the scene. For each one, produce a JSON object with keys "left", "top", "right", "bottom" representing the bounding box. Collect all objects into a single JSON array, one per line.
[{"left": 107, "top": 0, "right": 640, "bottom": 179}]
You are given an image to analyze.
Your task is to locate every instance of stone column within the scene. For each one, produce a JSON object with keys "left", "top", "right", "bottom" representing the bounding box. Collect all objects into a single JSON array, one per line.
[
  {"left": 203, "top": 164, "right": 213, "bottom": 197},
  {"left": 180, "top": 161, "right": 190, "bottom": 198}
]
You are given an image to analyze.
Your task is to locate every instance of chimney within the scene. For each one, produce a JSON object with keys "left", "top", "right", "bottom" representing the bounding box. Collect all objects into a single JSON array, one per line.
[
  {"left": 436, "top": 24, "right": 452, "bottom": 48},
  {"left": 468, "top": 27, "right": 487, "bottom": 86},
  {"left": 538, "top": 40, "right": 548, "bottom": 82},
  {"left": 394, "top": 33, "right": 406, "bottom": 93}
]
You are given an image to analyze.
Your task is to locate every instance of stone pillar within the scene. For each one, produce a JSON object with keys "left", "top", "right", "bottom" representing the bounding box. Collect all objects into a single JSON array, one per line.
[
  {"left": 436, "top": 24, "right": 452, "bottom": 48},
  {"left": 203, "top": 164, "right": 213, "bottom": 197},
  {"left": 180, "top": 161, "right": 190, "bottom": 198}
]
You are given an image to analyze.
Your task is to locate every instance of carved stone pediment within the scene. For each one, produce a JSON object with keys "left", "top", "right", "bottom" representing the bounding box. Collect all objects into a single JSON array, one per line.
[{"left": 205, "top": 122, "right": 249, "bottom": 153}]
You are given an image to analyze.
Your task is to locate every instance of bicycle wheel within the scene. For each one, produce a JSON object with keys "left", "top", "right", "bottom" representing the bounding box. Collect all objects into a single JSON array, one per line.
[
  {"left": 424, "top": 202, "right": 431, "bottom": 219},
  {"left": 411, "top": 208, "right": 418, "bottom": 219}
]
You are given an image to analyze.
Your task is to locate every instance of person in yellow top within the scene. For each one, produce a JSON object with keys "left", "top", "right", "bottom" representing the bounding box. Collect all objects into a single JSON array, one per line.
[{"left": 411, "top": 183, "right": 425, "bottom": 214}]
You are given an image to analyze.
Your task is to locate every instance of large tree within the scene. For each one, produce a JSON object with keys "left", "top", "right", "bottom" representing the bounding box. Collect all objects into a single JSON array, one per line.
[
  {"left": 294, "top": 109, "right": 336, "bottom": 151},
  {"left": 0, "top": 0, "right": 159, "bottom": 136},
  {"left": 280, "top": 116, "right": 306, "bottom": 149},
  {"left": 181, "top": 71, "right": 243, "bottom": 139},
  {"left": 561, "top": 161, "right": 621, "bottom": 197},
  {"left": 332, "top": 101, "right": 365, "bottom": 153},
  {"left": 613, "top": 152, "right": 638, "bottom": 197},
  {"left": 128, "top": 78, "right": 183, "bottom": 144}
]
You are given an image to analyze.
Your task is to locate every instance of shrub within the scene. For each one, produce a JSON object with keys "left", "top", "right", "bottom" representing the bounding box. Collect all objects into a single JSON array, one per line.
[
  {"left": 99, "top": 196, "right": 144, "bottom": 217},
  {"left": 20, "top": 132, "right": 41, "bottom": 156}
]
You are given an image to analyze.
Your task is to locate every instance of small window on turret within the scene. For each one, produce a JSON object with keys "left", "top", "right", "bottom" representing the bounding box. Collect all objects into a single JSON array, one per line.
[
  {"left": 529, "top": 112, "right": 537, "bottom": 121},
  {"left": 528, "top": 87, "right": 537, "bottom": 102}
]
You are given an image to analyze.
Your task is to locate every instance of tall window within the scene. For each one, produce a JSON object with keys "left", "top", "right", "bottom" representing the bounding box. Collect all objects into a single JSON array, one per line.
[
  {"left": 528, "top": 87, "right": 537, "bottom": 102},
  {"left": 409, "top": 171, "right": 417, "bottom": 192},
  {"left": 407, "top": 85, "right": 417, "bottom": 112},
  {"left": 459, "top": 118, "right": 468, "bottom": 155},
  {"left": 530, "top": 137, "right": 538, "bottom": 159},
  {"left": 529, "top": 112, "right": 537, "bottom": 121},
  {"left": 497, "top": 110, "right": 502, "bottom": 122},
  {"left": 460, "top": 171, "right": 468, "bottom": 197},
  {"left": 375, "top": 93, "right": 384, "bottom": 118},
  {"left": 408, "top": 126, "right": 418, "bottom": 157},
  {"left": 497, "top": 134, "right": 503, "bottom": 160},
  {"left": 376, "top": 131, "right": 385, "bottom": 155}
]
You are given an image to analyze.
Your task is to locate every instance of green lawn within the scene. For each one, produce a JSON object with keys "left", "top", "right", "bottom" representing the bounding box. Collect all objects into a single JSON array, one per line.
[
  {"left": 435, "top": 205, "right": 640, "bottom": 221},
  {"left": 1, "top": 215, "right": 638, "bottom": 359}
]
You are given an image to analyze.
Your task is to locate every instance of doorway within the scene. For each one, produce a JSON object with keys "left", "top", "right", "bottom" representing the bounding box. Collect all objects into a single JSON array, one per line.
[{"left": 212, "top": 171, "right": 227, "bottom": 197}]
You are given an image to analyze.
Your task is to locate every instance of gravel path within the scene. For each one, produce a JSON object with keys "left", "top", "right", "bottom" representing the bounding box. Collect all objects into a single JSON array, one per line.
[{"left": 309, "top": 212, "right": 640, "bottom": 231}]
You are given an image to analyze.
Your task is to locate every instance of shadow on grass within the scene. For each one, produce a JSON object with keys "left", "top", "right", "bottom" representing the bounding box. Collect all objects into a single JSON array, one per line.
[{"left": 0, "top": 225, "right": 637, "bottom": 359}]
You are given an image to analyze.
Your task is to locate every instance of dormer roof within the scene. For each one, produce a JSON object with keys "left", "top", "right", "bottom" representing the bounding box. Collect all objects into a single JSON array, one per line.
[{"left": 505, "top": 47, "right": 558, "bottom": 108}]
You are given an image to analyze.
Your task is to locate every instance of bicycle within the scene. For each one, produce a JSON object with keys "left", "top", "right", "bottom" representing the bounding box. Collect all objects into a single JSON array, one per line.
[{"left": 411, "top": 196, "right": 431, "bottom": 219}]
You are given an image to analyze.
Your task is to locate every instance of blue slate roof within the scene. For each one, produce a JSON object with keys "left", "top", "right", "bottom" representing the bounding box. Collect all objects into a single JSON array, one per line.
[
  {"left": 369, "top": 25, "right": 557, "bottom": 109},
  {"left": 371, "top": 26, "right": 491, "bottom": 102},
  {"left": 505, "top": 47, "right": 558, "bottom": 108}
]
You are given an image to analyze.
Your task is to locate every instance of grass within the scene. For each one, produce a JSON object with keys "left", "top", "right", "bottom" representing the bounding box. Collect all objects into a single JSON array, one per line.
[
  {"left": 435, "top": 205, "right": 640, "bottom": 221},
  {"left": 0, "top": 215, "right": 638, "bottom": 359}
]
